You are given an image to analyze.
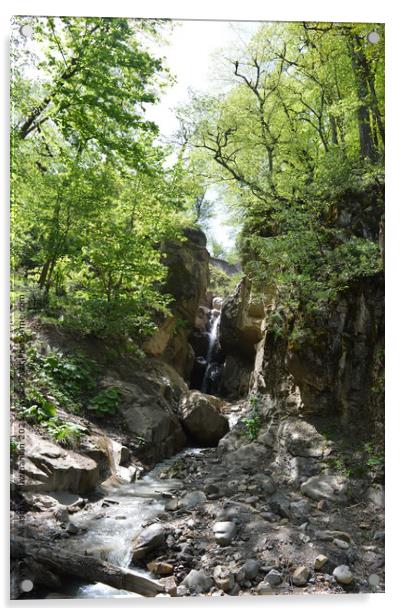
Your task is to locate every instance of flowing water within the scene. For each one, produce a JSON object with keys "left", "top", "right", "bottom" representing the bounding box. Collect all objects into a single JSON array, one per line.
[
  {"left": 62, "top": 448, "right": 206, "bottom": 599},
  {"left": 200, "top": 312, "right": 221, "bottom": 393}
]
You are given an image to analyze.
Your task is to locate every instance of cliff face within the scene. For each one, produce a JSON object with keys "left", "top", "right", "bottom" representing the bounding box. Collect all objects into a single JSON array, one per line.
[
  {"left": 142, "top": 227, "right": 209, "bottom": 380},
  {"left": 220, "top": 187, "right": 384, "bottom": 434},
  {"left": 250, "top": 274, "right": 384, "bottom": 432}
]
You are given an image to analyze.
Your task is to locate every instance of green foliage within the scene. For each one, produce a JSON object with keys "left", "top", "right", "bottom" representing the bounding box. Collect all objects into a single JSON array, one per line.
[
  {"left": 180, "top": 21, "right": 384, "bottom": 328},
  {"left": 88, "top": 387, "right": 122, "bottom": 415},
  {"left": 10, "top": 16, "right": 194, "bottom": 341},
  {"left": 208, "top": 265, "right": 241, "bottom": 297},
  {"left": 242, "top": 393, "right": 262, "bottom": 440}
]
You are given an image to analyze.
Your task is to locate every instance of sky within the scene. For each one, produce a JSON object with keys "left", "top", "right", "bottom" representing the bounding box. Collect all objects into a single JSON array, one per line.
[{"left": 145, "top": 20, "right": 260, "bottom": 250}]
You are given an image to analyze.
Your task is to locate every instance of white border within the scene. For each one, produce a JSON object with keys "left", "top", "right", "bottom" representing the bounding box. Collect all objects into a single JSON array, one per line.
[{"left": 2, "top": 1, "right": 400, "bottom": 614}]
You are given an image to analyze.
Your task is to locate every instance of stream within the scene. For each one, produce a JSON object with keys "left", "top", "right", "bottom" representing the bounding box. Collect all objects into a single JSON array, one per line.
[{"left": 61, "top": 448, "right": 208, "bottom": 599}]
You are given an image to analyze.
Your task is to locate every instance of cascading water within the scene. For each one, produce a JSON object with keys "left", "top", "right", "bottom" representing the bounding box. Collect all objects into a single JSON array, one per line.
[
  {"left": 200, "top": 312, "right": 221, "bottom": 393},
  {"left": 59, "top": 448, "right": 206, "bottom": 599}
]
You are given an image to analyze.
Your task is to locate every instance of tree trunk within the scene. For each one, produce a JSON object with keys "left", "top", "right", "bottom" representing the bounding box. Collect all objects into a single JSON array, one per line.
[{"left": 12, "top": 536, "right": 168, "bottom": 597}]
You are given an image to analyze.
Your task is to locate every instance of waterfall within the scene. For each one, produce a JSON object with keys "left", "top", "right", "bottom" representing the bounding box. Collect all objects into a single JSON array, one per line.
[{"left": 200, "top": 312, "right": 221, "bottom": 393}]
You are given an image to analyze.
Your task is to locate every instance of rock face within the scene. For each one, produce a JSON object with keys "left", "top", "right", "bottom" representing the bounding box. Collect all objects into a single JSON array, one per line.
[
  {"left": 11, "top": 423, "right": 99, "bottom": 495},
  {"left": 219, "top": 278, "right": 265, "bottom": 399},
  {"left": 105, "top": 358, "right": 188, "bottom": 463},
  {"left": 178, "top": 391, "right": 229, "bottom": 446},
  {"left": 143, "top": 227, "right": 209, "bottom": 379}
]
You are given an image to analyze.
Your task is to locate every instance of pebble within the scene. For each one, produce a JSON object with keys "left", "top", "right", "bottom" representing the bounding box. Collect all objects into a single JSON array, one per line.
[
  {"left": 213, "top": 521, "right": 237, "bottom": 546},
  {"left": 333, "top": 565, "right": 353, "bottom": 585},
  {"left": 333, "top": 538, "right": 350, "bottom": 550},
  {"left": 265, "top": 569, "right": 282, "bottom": 586},
  {"left": 314, "top": 554, "right": 329, "bottom": 571},
  {"left": 256, "top": 581, "right": 275, "bottom": 595},
  {"left": 292, "top": 565, "right": 311, "bottom": 587}
]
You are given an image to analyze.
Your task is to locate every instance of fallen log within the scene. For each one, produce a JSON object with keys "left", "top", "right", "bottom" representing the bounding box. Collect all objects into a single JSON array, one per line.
[{"left": 12, "top": 536, "right": 167, "bottom": 597}]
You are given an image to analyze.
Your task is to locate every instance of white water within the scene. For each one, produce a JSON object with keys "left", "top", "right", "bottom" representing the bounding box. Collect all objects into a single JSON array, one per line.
[
  {"left": 201, "top": 312, "right": 221, "bottom": 393},
  {"left": 61, "top": 448, "right": 206, "bottom": 599}
]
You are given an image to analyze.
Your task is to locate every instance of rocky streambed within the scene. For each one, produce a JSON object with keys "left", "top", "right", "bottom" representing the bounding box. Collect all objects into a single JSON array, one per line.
[{"left": 12, "top": 401, "right": 385, "bottom": 598}]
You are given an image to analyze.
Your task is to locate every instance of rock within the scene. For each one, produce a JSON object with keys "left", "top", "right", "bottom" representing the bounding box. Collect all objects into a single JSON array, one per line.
[
  {"left": 333, "top": 538, "right": 350, "bottom": 550},
  {"left": 315, "top": 530, "right": 352, "bottom": 543},
  {"left": 373, "top": 530, "right": 385, "bottom": 543},
  {"left": 147, "top": 561, "right": 174, "bottom": 576},
  {"left": 289, "top": 498, "right": 311, "bottom": 521},
  {"left": 237, "top": 559, "right": 260, "bottom": 582},
  {"left": 220, "top": 278, "right": 265, "bottom": 360},
  {"left": 292, "top": 565, "right": 311, "bottom": 587},
  {"left": 278, "top": 419, "right": 328, "bottom": 458},
  {"left": 105, "top": 360, "right": 188, "bottom": 463},
  {"left": 265, "top": 569, "right": 282, "bottom": 586},
  {"left": 314, "top": 554, "right": 329, "bottom": 571},
  {"left": 269, "top": 494, "right": 291, "bottom": 518},
  {"left": 132, "top": 524, "right": 166, "bottom": 561},
  {"left": 223, "top": 442, "right": 268, "bottom": 471},
  {"left": 256, "top": 581, "right": 275, "bottom": 594},
  {"left": 183, "top": 569, "right": 213, "bottom": 594},
  {"left": 165, "top": 498, "right": 179, "bottom": 512},
  {"left": 301, "top": 474, "right": 349, "bottom": 503},
  {"left": 368, "top": 573, "right": 380, "bottom": 589},
  {"left": 333, "top": 565, "right": 353, "bottom": 585},
  {"left": 179, "top": 491, "right": 207, "bottom": 510},
  {"left": 213, "top": 521, "right": 237, "bottom": 546},
  {"left": 213, "top": 565, "right": 235, "bottom": 592},
  {"left": 367, "top": 484, "right": 384, "bottom": 508},
  {"left": 11, "top": 422, "right": 99, "bottom": 495},
  {"left": 220, "top": 354, "right": 253, "bottom": 399},
  {"left": 162, "top": 576, "right": 177, "bottom": 597},
  {"left": 143, "top": 227, "right": 209, "bottom": 377},
  {"left": 178, "top": 391, "right": 229, "bottom": 446}
]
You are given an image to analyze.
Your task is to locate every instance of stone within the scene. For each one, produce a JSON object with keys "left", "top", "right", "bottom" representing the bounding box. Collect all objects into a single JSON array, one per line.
[
  {"left": 132, "top": 523, "right": 166, "bottom": 561},
  {"left": 165, "top": 498, "right": 179, "bottom": 512},
  {"left": 289, "top": 498, "right": 311, "bottom": 521},
  {"left": 265, "top": 569, "right": 282, "bottom": 586},
  {"left": 278, "top": 418, "right": 328, "bottom": 458},
  {"left": 104, "top": 360, "right": 188, "bottom": 463},
  {"left": 292, "top": 565, "right": 311, "bottom": 587},
  {"left": 147, "top": 561, "right": 174, "bottom": 576},
  {"left": 213, "top": 565, "right": 235, "bottom": 592},
  {"left": 178, "top": 391, "right": 229, "bottom": 446},
  {"left": 223, "top": 442, "right": 268, "bottom": 471},
  {"left": 333, "top": 565, "right": 353, "bottom": 585},
  {"left": 315, "top": 530, "right": 351, "bottom": 543},
  {"left": 368, "top": 573, "right": 380, "bottom": 589},
  {"left": 162, "top": 576, "right": 177, "bottom": 597},
  {"left": 373, "top": 531, "right": 385, "bottom": 543},
  {"left": 179, "top": 491, "right": 207, "bottom": 510},
  {"left": 269, "top": 494, "right": 291, "bottom": 518},
  {"left": 183, "top": 569, "right": 213, "bottom": 594},
  {"left": 256, "top": 581, "right": 275, "bottom": 594},
  {"left": 213, "top": 521, "right": 237, "bottom": 546},
  {"left": 11, "top": 422, "right": 99, "bottom": 495},
  {"left": 314, "top": 554, "right": 329, "bottom": 571},
  {"left": 237, "top": 559, "right": 260, "bottom": 582},
  {"left": 367, "top": 484, "right": 384, "bottom": 508},
  {"left": 333, "top": 538, "right": 350, "bottom": 550},
  {"left": 301, "top": 475, "right": 349, "bottom": 503}
]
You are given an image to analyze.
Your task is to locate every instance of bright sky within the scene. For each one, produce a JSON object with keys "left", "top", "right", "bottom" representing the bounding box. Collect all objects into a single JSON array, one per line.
[{"left": 146, "top": 20, "right": 260, "bottom": 250}]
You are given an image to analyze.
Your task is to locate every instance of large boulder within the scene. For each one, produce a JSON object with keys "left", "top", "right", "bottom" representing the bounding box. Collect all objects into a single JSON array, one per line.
[
  {"left": 11, "top": 422, "right": 99, "bottom": 495},
  {"left": 178, "top": 391, "right": 229, "bottom": 446},
  {"left": 104, "top": 359, "right": 188, "bottom": 463}
]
